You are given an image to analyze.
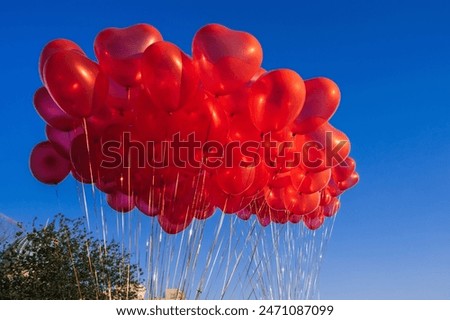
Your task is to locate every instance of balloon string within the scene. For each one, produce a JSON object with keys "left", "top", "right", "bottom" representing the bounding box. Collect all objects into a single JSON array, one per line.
[
  {"left": 79, "top": 180, "right": 91, "bottom": 231},
  {"left": 81, "top": 117, "right": 100, "bottom": 231},
  {"left": 195, "top": 212, "right": 225, "bottom": 299}
]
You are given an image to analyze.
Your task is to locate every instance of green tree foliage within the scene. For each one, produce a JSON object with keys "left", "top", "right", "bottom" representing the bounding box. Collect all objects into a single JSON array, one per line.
[{"left": 0, "top": 214, "right": 142, "bottom": 299}]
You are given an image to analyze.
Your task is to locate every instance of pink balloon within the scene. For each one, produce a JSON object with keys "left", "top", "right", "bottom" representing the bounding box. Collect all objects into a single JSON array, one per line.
[
  {"left": 255, "top": 205, "right": 271, "bottom": 227},
  {"left": 107, "top": 191, "right": 135, "bottom": 213},
  {"left": 34, "top": 87, "right": 82, "bottom": 131},
  {"left": 46, "top": 125, "right": 84, "bottom": 159},
  {"left": 236, "top": 208, "right": 252, "bottom": 220},
  {"left": 135, "top": 192, "right": 160, "bottom": 217},
  {"left": 30, "top": 141, "right": 71, "bottom": 184}
]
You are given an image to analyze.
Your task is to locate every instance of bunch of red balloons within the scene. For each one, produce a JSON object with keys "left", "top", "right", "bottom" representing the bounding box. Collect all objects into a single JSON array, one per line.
[{"left": 30, "top": 23, "right": 358, "bottom": 234}]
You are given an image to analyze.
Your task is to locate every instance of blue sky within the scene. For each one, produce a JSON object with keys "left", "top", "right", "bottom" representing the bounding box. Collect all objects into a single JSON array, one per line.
[{"left": 1, "top": 0, "right": 449, "bottom": 299}]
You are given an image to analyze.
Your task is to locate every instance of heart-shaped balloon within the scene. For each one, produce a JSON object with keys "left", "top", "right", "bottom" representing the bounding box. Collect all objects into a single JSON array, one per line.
[
  {"left": 249, "top": 69, "right": 305, "bottom": 133},
  {"left": 94, "top": 24, "right": 163, "bottom": 87},
  {"left": 290, "top": 167, "right": 331, "bottom": 194},
  {"left": 70, "top": 133, "right": 102, "bottom": 182},
  {"left": 39, "top": 39, "right": 85, "bottom": 83},
  {"left": 44, "top": 50, "right": 109, "bottom": 118},
  {"left": 208, "top": 188, "right": 252, "bottom": 214},
  {"left": 295, "top": 122, "right": 350, "bottom": 172},
  {"left": 332, "top": 156, "right": 356, "bottom": 182},
  {"left": 142, "top": 41, "right": 199, "bottom": 112},
  {"left": 264, "top": 186, "right": 286, "bottom": 211},
  {"left": 30, "top": 141, "right": 71, "bottom": 184},
  {"left": 158, "top": 208, "right": 194, "bottom": 234},
  {"left": 107, "top": 191, "right": 135, "bottom": 213},
  {"left": 282, "top": 184, "right": 320, "bottom": 215},
  {"left": 46, "top": 125, "right": 84, "bottom": 159},
  {"left": 34, "top": 87, "right": 82, "bottom": 131},
  {"left": 320, "top": 188, "right": 332, "bottom": 205},
  {"left": 255, "top": 202, "right": 271, "bottom": 227},
  {"left": 322, "top": 197, "right": 340, "bottom": 217},
  {"left": 303, "top": 207, "right": 325, "bottom": 230},
  {"left": 338, "top": 171, "right": 359, "bottom": 191},
  {"left": 135, "top": 191, "right": 161, "bottom": 217},
  {"left": 215, "top": 165, "right": 256, "bottom": 195},
  {"left": 193, "top": 23, "right": 263, "bottom": 95},
  {"left": 292, "top": 77, "right": 340, "bottom": 134}
]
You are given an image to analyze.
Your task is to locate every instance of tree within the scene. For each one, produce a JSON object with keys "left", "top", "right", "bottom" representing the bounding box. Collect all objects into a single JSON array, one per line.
[{"left": 0, "top": 214, "right": 143, "bottom": 300}]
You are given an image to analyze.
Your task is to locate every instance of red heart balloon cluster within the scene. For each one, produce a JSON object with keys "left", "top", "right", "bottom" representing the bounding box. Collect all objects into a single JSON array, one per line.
[{"left": 30, "top": 23, "right": 359, "bottom": 234}]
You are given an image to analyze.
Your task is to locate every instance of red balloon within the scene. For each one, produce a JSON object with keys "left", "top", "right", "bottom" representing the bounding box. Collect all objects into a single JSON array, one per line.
[
  {"left": 339, "top": 172, "right": 359, "bottom": 191},
  {"left": 44, "top": 51, "right": 108, "bottom": 118},
  {"left": 39, "top": 39, "right": 85, "bottom": 83},
  {"left": 292, "top": 77, "right": 340, "bottom": 134},
  {"left": 103, "top": 79, "right": 129, "bottom": 111},
  {"left": 241, "top": 164, "right": 269, "bottom": 198},
  {"left": 192, "top": 23, "right": 263, "bottom": 95},
  {"left": 290, "top": 167, "right": 331, "bottom": 194},
  {"left": 295, "top": 122, "right": 350, "bottom": 172},
  {"left": 208, "top": 187, "right": 251, "bottom": 214},
  {"left": 282, "top": 184, "right": 320, "bottom": 215},
  {"left": 216, "top": 86, "right": 252, "bottom": 116},
  {"left": 158, "top": 195, "right": 195, "bottom": 233},
  {"left": 249, "top": 69, "right": 305, "bottom": 132},
  {"left": 142, "top": 41, "right": 198, "bottom": 112},
  {"left": 202, "top": 97, "right": 230, "bottom": 143},
  {"left": 215, "top": 165, "right": 255, "bottom": 195},
  {"left": 303, "top": 207, "right": 325, "bottom": 230},
  {"left": 268, "top": 171, "right": 292, "bottom": 188},
  {"left": 289, "top": 213, "right": 303, "bottom": 224},
  {"left": 254, "top": 199, "right": 271, "bottom": 227},
  {"left": 70, "top": 134, "right": 101, "bottom": 183},
  {"left": 158, "top": 212, "right": 193, "bottom": 234},
  {"left": 264, "top": 187, "right": 286, "bottom": 211},
  {"left": 34, "top": 87, "right": 82, "bottom": 131},
  {"left": 320, "top": 188, "right": 332, "bottom": 206},
  {"left": 94, "top": 24, "right": 163, "bottom": 87},
  {"left": 30, "top": 141, "right": 71, "bottom": 184},
  {"left": 95, "top": 170, "right": 121, "bottom": 194},
  {"left": 323, "top": 197, "right": 340, "bottom": 217},
  {"left": 107, "top": 191, "right": 135, "bottom": 213},
  {"left": 228, "top": 113, "right": 260, "bottom": 143},
  {"left": 270, "top": 209, "right": 289, "bottom": 224},
  {"left": 326, "top": 178, "right": 343, "bottom": 197},
  {"left": 167, "top": 96, "right": 229, "bottom": 144},
  {"left": 132, "top": 88, "right": 170, "bottom": 142},
  {"left": 332, "top": 156, "right": 356, "bottom": 182}
]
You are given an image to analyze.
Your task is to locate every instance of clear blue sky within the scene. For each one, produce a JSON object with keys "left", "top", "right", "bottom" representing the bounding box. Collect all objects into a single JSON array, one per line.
[{"left": 0, "top": 0, "right": 449, "bottom": 299}]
